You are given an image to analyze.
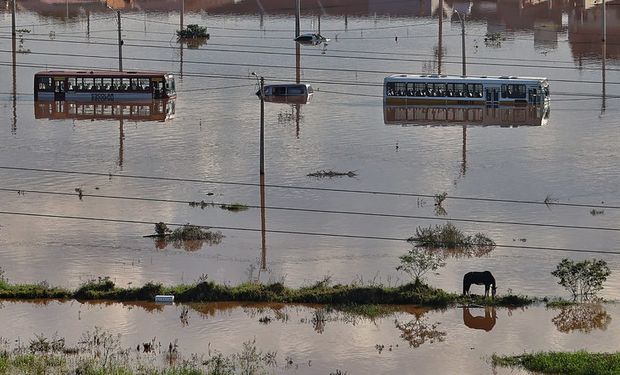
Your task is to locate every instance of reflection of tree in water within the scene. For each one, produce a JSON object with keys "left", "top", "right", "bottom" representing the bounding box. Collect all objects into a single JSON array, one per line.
[
  {"left": 552, "top": 304, "right": 611, "bottom": 334},
  {"left": 433, "top": 244, "right": 495, "bottom": 258},
  {"left": 394, "top": 312, "right": 446, "bottom": 348}
]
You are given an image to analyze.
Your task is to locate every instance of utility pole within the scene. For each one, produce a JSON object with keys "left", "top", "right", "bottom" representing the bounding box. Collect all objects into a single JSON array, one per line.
[
  {"left": 180, "top": 0, "right": 184, "bottom": 32},
  {"left": 87, "top": 10, "right": 90, "bottom": 38},
  {"left": 11, "top": 0, "right": 16, "bottom": 42},
  {"left": 117, "top": 11, "right": 123, "bottom": 71},
  {"left": 318, "top": 14, "right": 321, "bottom": 34},
  {"left": 295, "top": 0, "right": 301, "bottom": 37},
  {"left": 602, "top": 0, "right": 606, "bottom": 42},
  {"left": 260, "top": 173, "right": 267, "bottom": 270},
  {"left": 260, "top": 77, "right": 265, "bottom": 176},
  {"left": 438, "top": 0, "right": 443, "bottom": 74},
  {"left": 458, "top": 12, "right": 466, "bottom": 76}
]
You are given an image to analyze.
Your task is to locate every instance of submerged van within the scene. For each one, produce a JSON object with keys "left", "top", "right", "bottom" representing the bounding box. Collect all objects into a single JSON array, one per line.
[{"left": 256, "top": 83, "right": 314, "bottom": 104}]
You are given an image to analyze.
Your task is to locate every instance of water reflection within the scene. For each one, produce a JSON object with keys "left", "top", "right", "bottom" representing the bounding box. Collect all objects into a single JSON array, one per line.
[
  {"left": 551, "top": 303, "right": 612, "bottom": 333},
  {"left": 384, "top": 105, "right": 549, "bottom": 127},
  {"left": 463, "top": 306, "right": 497, "bottom": 331},
  {"left": 34, "top": 100, "right": 176, "bottom": 122},
  {"left": 394, "top": 309, "right": 446, "bottom": 348}
]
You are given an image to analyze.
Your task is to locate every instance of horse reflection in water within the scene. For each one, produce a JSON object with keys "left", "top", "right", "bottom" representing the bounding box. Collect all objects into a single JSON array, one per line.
[{"left": 463, "top": 307, "right": 497, "bottom": 331}]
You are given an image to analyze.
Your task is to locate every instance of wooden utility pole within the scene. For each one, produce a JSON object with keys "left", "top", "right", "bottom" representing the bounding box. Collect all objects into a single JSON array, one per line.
[
  {"left": 260, "top": 173, "right": 267, "bottom": 270},
  {"left": 87, "top": 10, "right": 90, "bottom": 37},
  {"left": 117, "top": 11, "right": 123, "bottom": 71},
  {"left": 295, "top": 0, "right": 301, "bottom": 37},
  {"left": 602, "top": 0, "right": 606, "bottom": 42},
  {"left": 438, "top": 0, "right": 443, "bottom": 74},
  {"left": 180, "top": 0, "right": 184, "bottom": 32},
  {"left": 11, "top": 0, "right": 16, "bottom": 42},
  {"left": 460, "top": 14, "right": 466, "bottom": 76},
  {"left": 260, "top": 77, "right": 265, "bottom": 176}
]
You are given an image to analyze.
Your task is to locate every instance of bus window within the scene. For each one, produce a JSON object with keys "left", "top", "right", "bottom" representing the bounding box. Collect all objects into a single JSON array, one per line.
[
  {"left": 103, "top": 78, "right": 112, "bottom": 91},
  {"left": 475, "top": 84, "right": 483, "bottom": 98},
  {"left": 67, "top": 77, "right": 76, "bottom": 91},
  {"left": 121, "top": 78, "right": 130, "bottom": 90},
  {"left": 406, "top": 82, "right": 414, "bottom": 96},
  {"left": 455, "top": 83, "right": 465, "bottom": 97},
  {"left": 414, "top": 82, "right": 426, "bottom": 96},
  {"left": 37, "top": 76, "right": 53, "bottom": 91},
  {"left": 386, "top": 82, "right": 396, "bottom": 96},
  {"left": 139, "top": 78, "right": 150, "bottom": 91}
]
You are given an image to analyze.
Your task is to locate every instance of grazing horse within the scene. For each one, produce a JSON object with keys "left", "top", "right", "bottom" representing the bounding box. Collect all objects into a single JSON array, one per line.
[{"left": 463, "top": 271, "right": 496, "bottom": 298}]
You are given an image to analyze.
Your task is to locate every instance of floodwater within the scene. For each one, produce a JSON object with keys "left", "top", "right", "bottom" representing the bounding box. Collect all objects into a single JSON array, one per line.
[
  {"left": 1, "top": 300, "right": 620, "bottom": 374},
  {"left": 0, "top": 0, "right": 619, "bottom": 302}
]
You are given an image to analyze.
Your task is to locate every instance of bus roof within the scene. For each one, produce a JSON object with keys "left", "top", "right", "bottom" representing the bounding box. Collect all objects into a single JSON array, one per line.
[
  {"left": 385, "top": 74, "right": 547, "bottom": 83},
  {"left": 35, "top": 70, "right": 171, "bottom": 77}
]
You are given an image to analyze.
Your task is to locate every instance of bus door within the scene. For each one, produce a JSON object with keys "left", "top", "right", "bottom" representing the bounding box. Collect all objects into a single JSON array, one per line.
[
  {"left": 152, "top": 78, "right": 163, "bottom": 99},
  {"left": 528, "top": 87, "right": 539, "bottom": 105},
  {"left": 485, "top": 86, "right": 499, "bottom": 107},
  {"left": 54, "top": 77, "right": 66, "bottom": 101}
]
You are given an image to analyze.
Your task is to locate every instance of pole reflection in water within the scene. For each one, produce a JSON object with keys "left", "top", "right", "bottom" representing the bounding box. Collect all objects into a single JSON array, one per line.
[
  {"left": 460, "top": 125, "right": 467, "bottom": 178},
  {"left": 11, "top": 0, "right": 17, "bottom": 134},
  {"left": 601, "top": 41, "right": 606, "bottom": 113},
  {"left": 260, "top": 173, "right": 267, "bottom": 270},
  {"left": 118, "top": 118, "right": 124, "bottom": 168},
  {"left": 463, "top": 306, "right": 497, "bottom": 331}
]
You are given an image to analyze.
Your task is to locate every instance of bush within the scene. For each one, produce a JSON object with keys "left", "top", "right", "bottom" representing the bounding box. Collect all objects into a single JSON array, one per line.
[
  {"left": 551, "top": 258, "right": 610, "bottom": 301},
  {"left": 396, "top": 248, "right": 445, "bottom": 284}
]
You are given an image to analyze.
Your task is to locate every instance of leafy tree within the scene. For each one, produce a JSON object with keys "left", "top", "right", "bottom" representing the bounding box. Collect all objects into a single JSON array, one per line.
[
  {"left": 551, "top": 258, "right": 610, "bottom": 301},
  {"left": 396, "top": 248, "right": 445, "bottom": 285}
]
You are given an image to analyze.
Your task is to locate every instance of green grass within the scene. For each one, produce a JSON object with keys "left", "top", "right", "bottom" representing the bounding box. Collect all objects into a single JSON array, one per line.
[
  {"left": 0, "top": 278, "right": 534, "bottom": 308},
  {"left": 492, "top": 351, "right": 620, "bottom": 375}
]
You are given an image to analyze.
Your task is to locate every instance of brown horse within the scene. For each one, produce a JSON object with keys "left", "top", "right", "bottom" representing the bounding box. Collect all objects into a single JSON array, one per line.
[{"left": 463, "top": 271, "right": 496, "bottom": 298}]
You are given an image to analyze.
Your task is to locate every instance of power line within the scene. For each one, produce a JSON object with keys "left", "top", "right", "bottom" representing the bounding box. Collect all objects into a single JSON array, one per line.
[
  {"left": 3, "top": 35, "right": 620, "bottom": 79},
  {"left": 0, "top": 166, "right": 617, "bottom": 210},
  {"left": 1, "top": 187, "right": 620, "bottom": 233},
  {"left": 0, "top": 209, "right": 619, "bottom": 256}
]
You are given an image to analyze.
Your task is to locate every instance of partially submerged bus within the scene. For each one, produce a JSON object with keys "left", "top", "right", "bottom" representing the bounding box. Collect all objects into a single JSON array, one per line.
[
  {"left": 34, "top": 70, "right": 176, "bottom": 101},
  {"left": 384, "top": 74, "right": 549, "bottom": 106}
]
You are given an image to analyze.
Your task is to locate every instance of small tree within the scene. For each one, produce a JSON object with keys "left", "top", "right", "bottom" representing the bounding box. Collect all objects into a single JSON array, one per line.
[
  {"left": 396, "top": 248, "right": 445, "bottom": 285},
  {"left": 551, "top": 258, "right": 610, "bottom": 301}
]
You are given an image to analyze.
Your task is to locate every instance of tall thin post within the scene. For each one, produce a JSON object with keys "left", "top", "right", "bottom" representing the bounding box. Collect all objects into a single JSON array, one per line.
[
  {"left": 11, "top": 0, "right": 17, "bottom": 134},
  {"left": 602, "top": 0, "right": 606, "bottom": 42},
  {"left": 318, "top": 14, "right": 321, "bottom": 34},
  {"left": 260, "top": 77, "right": 265, "bottom": 176},
  {"left": 87, "top": 10, "right": 90, "bottom": 37},
  {"left": 295, "top": 43, "right": 301, "bottom": 84},
  {"left": 180, "top": 0, "right": 184, "bottom": 32},
  {"left": 117, "top": 11, "right": 123, "bottom": 71},
  {"left": 295, "top": 0, "right": 301, "bottom": 37},
  {"left": 460, "top": 14, "right": 466, "bottom": 76},
  {"left": 11, "top": 0, "right": 16, "bottom": 42},
  {"left": 602, "top": 41, "right": 606, "bottom": 113},
  {"left": 438, "top": 0, "right": 443, "bottom": 74},
  {"left": 118, "top": 119, "right": 124, "bottom": 168}
]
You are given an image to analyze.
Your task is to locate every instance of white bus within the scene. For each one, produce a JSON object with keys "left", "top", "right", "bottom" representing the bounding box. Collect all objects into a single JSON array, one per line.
[{"left": 384, "top": 74, "right": 549, "bottom": 106}]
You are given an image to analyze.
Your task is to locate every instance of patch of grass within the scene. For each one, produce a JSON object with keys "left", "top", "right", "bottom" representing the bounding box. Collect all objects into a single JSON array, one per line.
[
  {"left": 0, "top": 278, "right": 535, "bottom": 308},
  {"left": 491, "top": 351, "right": 620, "bottom": 375}
]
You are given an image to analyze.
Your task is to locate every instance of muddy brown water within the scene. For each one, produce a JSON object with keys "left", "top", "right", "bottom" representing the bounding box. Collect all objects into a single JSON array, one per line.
[
  {"left": 0, "top": 2, "right": 619, "bottom": 303},
  {"left": 1, "top": 300, "right": 619, "bottom": 374}
]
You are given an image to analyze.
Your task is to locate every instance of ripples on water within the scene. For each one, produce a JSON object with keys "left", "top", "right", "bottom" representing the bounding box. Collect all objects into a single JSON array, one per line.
[{"left": 0, "top": 1, "right": 619, "bottom": 302}]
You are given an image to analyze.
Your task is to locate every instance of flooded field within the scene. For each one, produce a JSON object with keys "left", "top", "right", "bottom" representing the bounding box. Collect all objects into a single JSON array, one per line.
[
  {"left": 1, "top": 299, "right": 620, "bottom": 374},
  {"left": 0, "top": 2, "right": 619, "bottom": 370}
]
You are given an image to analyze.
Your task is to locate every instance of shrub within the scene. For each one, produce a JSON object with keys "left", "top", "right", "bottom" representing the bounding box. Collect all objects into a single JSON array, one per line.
[
  {"left": 551, "top": 258, "right": 610, "bottom": 301},
  {"left": 396, "top": 248, "right": 445, "bottom": 284}
]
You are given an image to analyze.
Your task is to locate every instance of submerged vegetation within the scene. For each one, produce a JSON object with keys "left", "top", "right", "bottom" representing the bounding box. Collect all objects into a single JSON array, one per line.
[
  {"left": 0, "top": 329, "right": 294, "bottom": 374},
  {"left": 151, "top": 223, "right": 224, "bottom": 251},
  {"left": 492, "top": 351, "right": 620, "bottom": 375},
  {"left": 407, "top": 222, "right": 495, "bottom": 257},
  {"left": 307, "top": 170, "right": 357, "bottom": 178},
  {"left": 188, "top": 201, "right": 249, "bottom": 212}
]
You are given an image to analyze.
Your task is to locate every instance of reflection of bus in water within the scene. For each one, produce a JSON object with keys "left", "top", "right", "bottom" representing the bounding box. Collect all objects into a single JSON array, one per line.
[
  {"left": 384, "top": 104, "right": 549, "bottom": 127},
  {"left": 34, "top": 99, "right": 175, "bottom": 122},
  {"left": 384, "top": 74, "right": 549, "bottom": 107},
  {"left": 34, "top": 70, "right": 176, "bottom": 101}
]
